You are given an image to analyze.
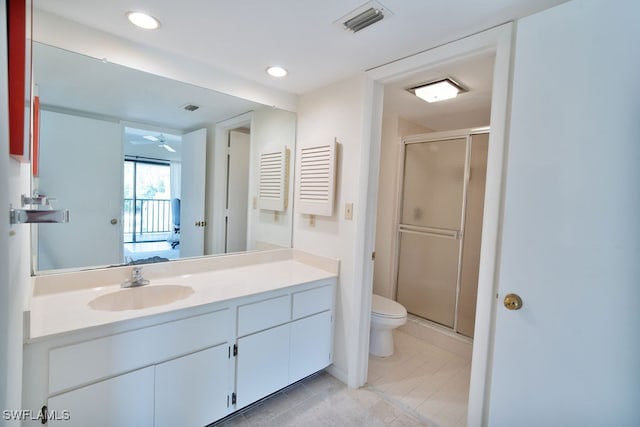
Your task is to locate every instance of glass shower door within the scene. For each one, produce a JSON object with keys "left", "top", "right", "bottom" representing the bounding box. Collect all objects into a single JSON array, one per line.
[
  {"left": 396, "top": 137, "right": 467, "bottom": 328},
  {"left": 397, "top": 231, "right": 461, "bottom": 327}
]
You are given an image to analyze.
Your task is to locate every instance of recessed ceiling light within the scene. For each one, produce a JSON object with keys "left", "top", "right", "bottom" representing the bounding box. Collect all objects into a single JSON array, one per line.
[
  {"left": 127, "top": 12, "right": 160, "bottom": 30},
  {"left": 266, "top": 66, "right": 288, "bottom": 78},
  {"left": 409, "top": 78, "right": 467, "bottom": 103}
]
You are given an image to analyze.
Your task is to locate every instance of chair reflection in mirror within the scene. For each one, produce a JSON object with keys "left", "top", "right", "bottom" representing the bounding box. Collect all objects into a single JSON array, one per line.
[{"left": 168, "top": 198, "right": 180, "bottom": 249}]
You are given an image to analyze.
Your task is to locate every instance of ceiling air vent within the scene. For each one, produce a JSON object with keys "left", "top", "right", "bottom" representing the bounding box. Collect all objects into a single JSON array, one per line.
[
  {"left": 344, "top": 7, "right": 383, "bottom": 32},
  {"left": 337, "top": 1, "right": 391, "bottom": 33},
  {"left": 182, "top": 103, "right": 200, "bottom": 112}
]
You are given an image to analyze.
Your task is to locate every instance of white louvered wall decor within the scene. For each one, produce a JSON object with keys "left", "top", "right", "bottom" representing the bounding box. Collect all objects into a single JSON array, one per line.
[
  {"left": 259, "top": 147, "right": 290, "bottom": 211},
  {"left": 295, "top": 140, "right": 337, "bottom": 216}
]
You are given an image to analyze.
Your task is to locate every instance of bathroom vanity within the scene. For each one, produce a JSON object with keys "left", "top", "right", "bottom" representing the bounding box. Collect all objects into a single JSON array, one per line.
[{"left": 22, "top": 249, "right": 338, "bottom": 427}]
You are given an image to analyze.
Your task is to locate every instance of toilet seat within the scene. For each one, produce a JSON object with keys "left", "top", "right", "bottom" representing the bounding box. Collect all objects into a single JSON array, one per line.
[{"left": 371, "top": 294, "right": 407, "bottom": 319}]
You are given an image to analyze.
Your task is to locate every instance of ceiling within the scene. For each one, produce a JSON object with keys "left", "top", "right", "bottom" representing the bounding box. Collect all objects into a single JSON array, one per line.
[
  {"left": 35, "top": 0, "right": 569, "bottom": 95},
  {"left": 33, "top": 42, "right": 267, "bottom": 162},
  {"left": 33, "top": 42, "right": 262, "bottom": 132},
  {"left": 385, "top": 51, "right": 495, "bottom": 131}
]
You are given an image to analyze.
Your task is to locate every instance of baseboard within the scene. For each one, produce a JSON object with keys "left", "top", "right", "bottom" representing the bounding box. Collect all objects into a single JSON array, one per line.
[{"left": 325, "top": 365, "right": 348, "bottom": 386}]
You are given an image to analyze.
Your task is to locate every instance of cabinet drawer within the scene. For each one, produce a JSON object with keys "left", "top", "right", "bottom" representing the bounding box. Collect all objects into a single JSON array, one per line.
[
  {"left": 49, "top": 309, "right": 229, "bottom": 394},
  {"left": 237, "top": 295, "right": 290, "bottom": 337},
  {"left": 292, "top": 285, "right": 333, "bottom": 320}
]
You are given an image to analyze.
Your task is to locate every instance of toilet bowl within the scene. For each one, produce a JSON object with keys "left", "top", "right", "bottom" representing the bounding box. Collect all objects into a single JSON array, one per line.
[{"left": 370, "top": 294, "right": 408, "bottom": 357}]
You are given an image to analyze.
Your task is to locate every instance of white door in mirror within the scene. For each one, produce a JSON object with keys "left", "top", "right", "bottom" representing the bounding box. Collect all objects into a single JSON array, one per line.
[{"left": 180, "top": 128, "right": 207, "bottom": 257}]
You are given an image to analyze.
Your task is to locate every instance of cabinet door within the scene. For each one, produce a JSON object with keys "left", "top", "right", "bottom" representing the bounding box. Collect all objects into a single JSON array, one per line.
[
  {"left": 48, "top": 367, "right": 154, "bottom": 427},
  {"left": 155, "top": 344, "right": 231, "bottom": 427},
  {"left": 289, "top": 311, "right": 333, "bottom": 383},
  {"left": 236, "top": 324, "right": 289, "bottom": 409}
]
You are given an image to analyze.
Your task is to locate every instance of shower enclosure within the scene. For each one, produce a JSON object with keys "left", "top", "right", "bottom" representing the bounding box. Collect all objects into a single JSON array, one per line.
[{"left": 395, "top": 128, "right": 488, "bottom": 338}]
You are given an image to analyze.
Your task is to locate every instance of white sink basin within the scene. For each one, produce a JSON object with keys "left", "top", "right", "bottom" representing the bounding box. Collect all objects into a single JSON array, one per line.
[{"left": 89, "top": 285, "right": 194, "bottom": 311}]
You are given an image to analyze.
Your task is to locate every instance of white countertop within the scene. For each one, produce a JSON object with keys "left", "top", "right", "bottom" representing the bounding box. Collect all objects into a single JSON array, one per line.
[{"left": 27, "top": 250, "right": 338, "bottom": 340}]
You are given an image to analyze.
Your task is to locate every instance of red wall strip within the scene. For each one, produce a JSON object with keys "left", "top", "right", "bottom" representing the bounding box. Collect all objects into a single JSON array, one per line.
[{"left": 7, "top": 0, "right": 27, "bottom": 160}]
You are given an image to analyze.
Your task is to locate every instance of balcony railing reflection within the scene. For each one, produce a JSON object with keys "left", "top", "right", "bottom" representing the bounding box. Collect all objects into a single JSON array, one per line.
[{"left": 124, "top": 198, "right": 172, "bottom": 243}]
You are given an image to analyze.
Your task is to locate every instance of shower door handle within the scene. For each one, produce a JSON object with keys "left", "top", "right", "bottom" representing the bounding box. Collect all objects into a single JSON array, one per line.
[{"left": 399, "top": 224, "right": 460, "bottom": 239}]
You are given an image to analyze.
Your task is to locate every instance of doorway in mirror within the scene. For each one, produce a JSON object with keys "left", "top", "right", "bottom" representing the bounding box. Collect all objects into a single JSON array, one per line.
[
  {"left": 123, "top": 126, "right": 207, "bottom": 263},
  {"left": 225, "top": 129, "right": 251, "bottom": 253}
]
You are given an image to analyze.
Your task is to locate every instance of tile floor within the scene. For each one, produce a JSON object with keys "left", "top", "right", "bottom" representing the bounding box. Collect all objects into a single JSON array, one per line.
[{"left": 214, "top": 330, "right": 470, "bottom": 427}]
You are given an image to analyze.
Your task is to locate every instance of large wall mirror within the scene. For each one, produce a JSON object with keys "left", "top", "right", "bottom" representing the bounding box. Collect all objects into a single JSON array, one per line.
[{"left": 31, "top": 41, "right": 296, "bottom": 274}]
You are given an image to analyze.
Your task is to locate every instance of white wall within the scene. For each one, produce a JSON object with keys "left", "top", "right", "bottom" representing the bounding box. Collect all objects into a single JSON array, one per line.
[
  {"left": 0, "top": 0, "right": 15, "bottom": 416},
  {"left": 2, "top": 1, "right": 31, "bottom": 419},
  {"left": 293, "top": 74, "right": 376, "bottom": 386},
  {"left": 247, "top": 107, "right": 296, "bottom": 250},
  {"left": 6, "top": 161, "right": 31, "bottom": 422}
]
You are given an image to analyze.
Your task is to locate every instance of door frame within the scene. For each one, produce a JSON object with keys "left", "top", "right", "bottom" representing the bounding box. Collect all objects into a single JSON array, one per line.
[
  {"left": 362, "top": 23, "right": 514, "bottom": 425},
  {"left": 210, "top": 112, "right": 253, "bottom": 254}
]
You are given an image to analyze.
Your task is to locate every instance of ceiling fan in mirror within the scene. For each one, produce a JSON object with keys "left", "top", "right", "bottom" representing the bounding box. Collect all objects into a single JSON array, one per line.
[{"left": 129, "top": 133, "right": 177, "bottom": 153}]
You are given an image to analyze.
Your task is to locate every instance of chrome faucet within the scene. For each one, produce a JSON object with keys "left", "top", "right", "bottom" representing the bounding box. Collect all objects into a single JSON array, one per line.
[{"left": 122, "top": 266, "right": 150, "bottom": 288}]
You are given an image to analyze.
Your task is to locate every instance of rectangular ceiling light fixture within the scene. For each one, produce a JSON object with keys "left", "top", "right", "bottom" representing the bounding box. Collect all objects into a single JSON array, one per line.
[
  {"left": 344, "top": 7, "right": 384, "bottom": 32},
  {"left": 409, "top": 78, "right": 468, "bottom": 103}
]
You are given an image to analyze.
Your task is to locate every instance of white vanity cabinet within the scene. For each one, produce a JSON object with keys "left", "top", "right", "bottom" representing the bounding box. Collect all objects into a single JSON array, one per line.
[
  {"left": 41, "top": 308, "right": 233, "bottom": 427},
  {"left": 24, "top": 277, "right": 336, "bottom": 427},
  {"left": 235, "top": 283, "right": 335, "bottom": 410},
  {"left": 47, "top": 344, "right": 232, "bottom": 427}
]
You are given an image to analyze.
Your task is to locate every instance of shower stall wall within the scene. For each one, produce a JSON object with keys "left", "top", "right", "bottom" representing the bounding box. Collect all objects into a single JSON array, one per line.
[{"left": 395, "top": 128, "right": 488, "bottom": 338}]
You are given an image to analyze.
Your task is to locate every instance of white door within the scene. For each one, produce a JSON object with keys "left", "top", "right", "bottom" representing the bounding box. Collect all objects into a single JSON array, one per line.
[
  {"left": 48, "top": 367, "right": 154, "bottom": 427},
  {"left": 180, "top": 128, "right": 207, "bottom": 257},
  {"left": 155, "top": 344, "right": 231, "bottom": 427},
  {"left": 235, "top": 324, "right": 290, "bottom": 409},
  {"left": 289, "top": 311, "right": 332, "bottom": 383},
  {"left": 37, "top": 110, "right": 122, "bottom": 270},
  {"left": 487, "top": 1, "right": 640, "bottom": 425},
  {"left": 226, "top": 130, "right": 250, "bottom": 253}
]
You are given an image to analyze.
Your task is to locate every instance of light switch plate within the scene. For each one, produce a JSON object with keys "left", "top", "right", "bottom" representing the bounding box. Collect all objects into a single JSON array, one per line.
[{"left": 345, "top": 203, "right": 353, "bottom": 220}]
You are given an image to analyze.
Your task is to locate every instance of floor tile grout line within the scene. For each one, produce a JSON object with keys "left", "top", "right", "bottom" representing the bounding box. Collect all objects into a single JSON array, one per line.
[{"left": 364, "top": 382, "right": 440, "bottom": 426}]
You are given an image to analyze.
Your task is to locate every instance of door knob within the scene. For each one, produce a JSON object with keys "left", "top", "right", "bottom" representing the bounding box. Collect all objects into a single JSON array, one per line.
[
  {"left": 110, "top": 218, "right": 118, "bottom": 225},
  {"left": 503, "top": 293, "right": 523, "bottom": 310}
]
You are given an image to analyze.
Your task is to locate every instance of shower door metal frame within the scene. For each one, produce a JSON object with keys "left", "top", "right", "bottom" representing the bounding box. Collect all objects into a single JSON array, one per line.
[{"left": 393, "top": 126, "right": 489, "bottom": 335}]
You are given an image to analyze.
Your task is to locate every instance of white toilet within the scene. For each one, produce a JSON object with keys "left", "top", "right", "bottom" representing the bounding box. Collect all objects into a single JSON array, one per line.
[{"left": 370, "top": 294, "right": 408, "bottom": 357}]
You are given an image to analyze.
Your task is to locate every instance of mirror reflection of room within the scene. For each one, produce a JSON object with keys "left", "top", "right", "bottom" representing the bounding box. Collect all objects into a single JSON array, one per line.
[{"left": 32, "top": 41, "right": 296, "bottom": 273}]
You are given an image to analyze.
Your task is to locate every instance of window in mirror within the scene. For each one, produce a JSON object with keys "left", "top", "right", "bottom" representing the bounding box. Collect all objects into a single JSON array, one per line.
[
  {"left": 123, "top": 158, "right": 177, "bottom": 264},
  {"left": 122, "top": 125, "right": 183, "bottom": 264}
]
